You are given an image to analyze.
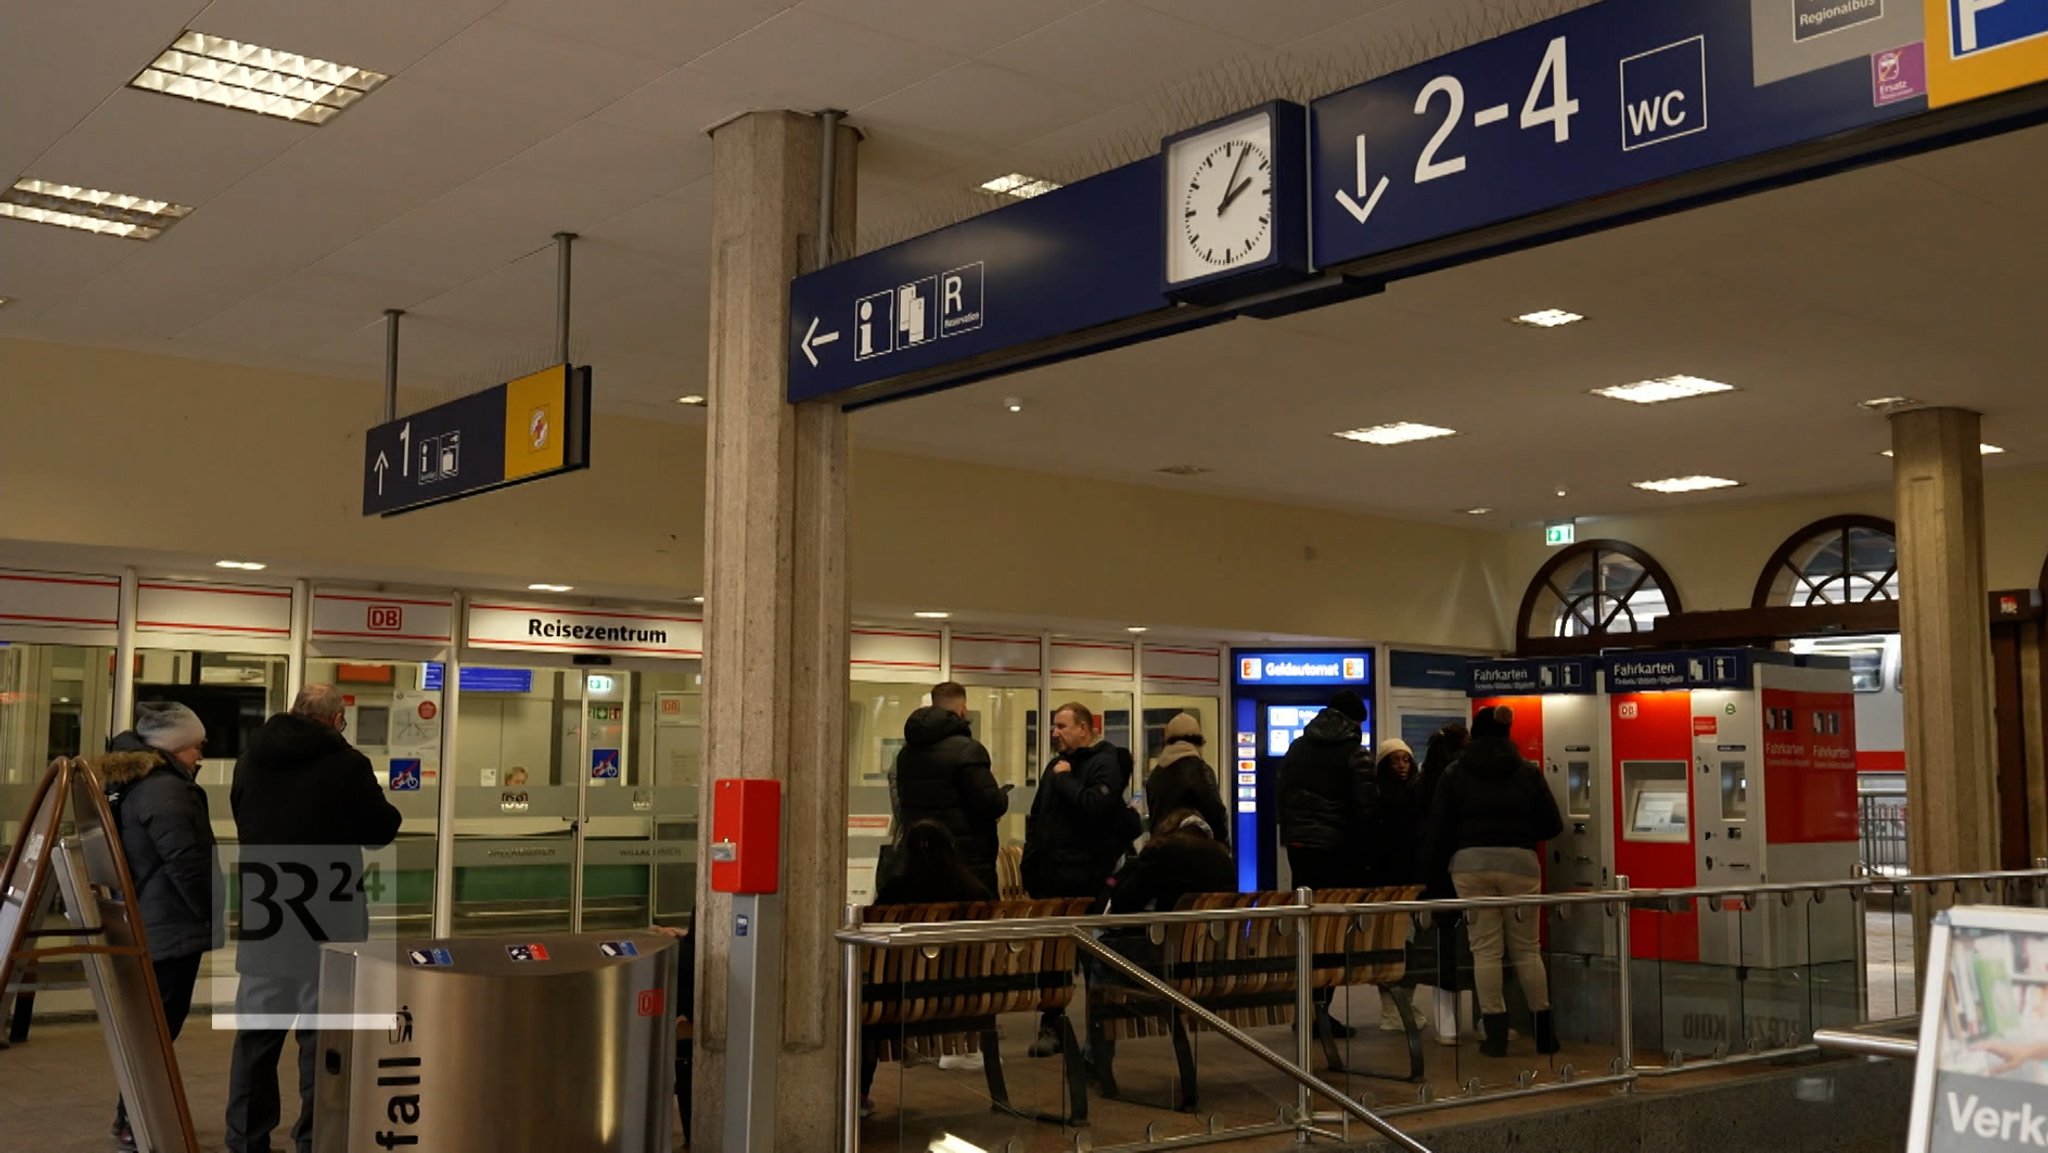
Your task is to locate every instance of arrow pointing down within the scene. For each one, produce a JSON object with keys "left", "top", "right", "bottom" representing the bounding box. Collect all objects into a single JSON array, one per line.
[
  {"left": 1334, "top": 134, "right": 1390, "bottom": 225},
  {"left": 373, "top": 450, "right": 390, "bottom": 496}
]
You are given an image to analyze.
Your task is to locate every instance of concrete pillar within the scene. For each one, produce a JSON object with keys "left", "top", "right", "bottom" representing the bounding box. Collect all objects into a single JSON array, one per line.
[
  {"left": 694, "top": 110, "right": 857, "bottom": 1151},
  {"left": 1892, "top": 406, "right": 1998, "bottom": 874}
]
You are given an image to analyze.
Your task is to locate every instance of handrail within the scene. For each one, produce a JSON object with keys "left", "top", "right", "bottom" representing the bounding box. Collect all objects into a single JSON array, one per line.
[
  {"left": 1814, "top": 1027, "right": 1919, "bottom": 1060},
  {"left": 836, "top": 868, "right": 2048, "bottom": 947}
]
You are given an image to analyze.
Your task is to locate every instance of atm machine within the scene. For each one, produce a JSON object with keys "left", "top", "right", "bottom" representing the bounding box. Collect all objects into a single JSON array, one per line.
[
  {"left": 1603, "top": 648, "right": 1862, "bottom": 1054},
  {"left": 1228, "top": 648, "right": 1375, "bottom": 892},
  {"left": 1468, "top": 656, "right": 1607, "bottom": 956}
]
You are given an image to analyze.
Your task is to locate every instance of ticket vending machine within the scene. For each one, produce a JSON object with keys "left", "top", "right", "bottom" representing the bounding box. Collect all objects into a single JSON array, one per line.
[
  {"left": 1469, "top": 656, "right": 1607, "bottom": 957},
  {"left": 1228, "top": 648, "right": 1375, "bottom": 892},
  {"left": 1604, "top": 649, "right": 1862, "bottom": 1055}
]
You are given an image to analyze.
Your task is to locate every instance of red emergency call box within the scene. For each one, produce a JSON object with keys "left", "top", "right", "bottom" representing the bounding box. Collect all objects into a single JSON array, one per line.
[{"left": 709, "top": 778, "right": 782, "bottom": 894}]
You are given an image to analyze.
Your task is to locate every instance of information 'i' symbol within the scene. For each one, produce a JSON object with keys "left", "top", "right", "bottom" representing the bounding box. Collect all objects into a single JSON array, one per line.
[{"left": 858, "top": 299, "right": 875, "bottom": 356}]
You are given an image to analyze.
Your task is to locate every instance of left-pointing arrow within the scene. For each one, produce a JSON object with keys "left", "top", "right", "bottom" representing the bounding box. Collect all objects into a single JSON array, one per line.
[
  {"left": 801, "top": 315, "right": 841, "bottom": 368},
  {"left": 373, "top": 450, "right": 390, "bottom": 496}
]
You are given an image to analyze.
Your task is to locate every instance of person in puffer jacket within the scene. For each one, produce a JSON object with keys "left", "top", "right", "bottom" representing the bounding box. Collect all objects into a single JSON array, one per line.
[
  {"left": 102, "top": 701, "right": 221, "bottom": 1151},
  {"left": 1277, "top": 689, "right": 1378, "bottom": 1039},
  {"left": 888, "top": 681, "right": 1008, "bottom": 896},
  {"left": 1144, "top": 713, "right": 1228, "bottom": 845}
]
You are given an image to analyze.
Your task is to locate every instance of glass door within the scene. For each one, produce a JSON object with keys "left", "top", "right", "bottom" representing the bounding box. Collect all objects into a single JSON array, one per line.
[
  {"left": 580, "top": 667, "right": 701, "bottom": 932},
  {"left": 450, "top": 665, "right": 582, "bottom": 936}
]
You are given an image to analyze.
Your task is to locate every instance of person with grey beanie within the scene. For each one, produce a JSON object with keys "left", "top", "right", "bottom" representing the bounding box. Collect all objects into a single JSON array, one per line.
[{"left": 102, "top": 701, "right": 222, "bottom": 1151}]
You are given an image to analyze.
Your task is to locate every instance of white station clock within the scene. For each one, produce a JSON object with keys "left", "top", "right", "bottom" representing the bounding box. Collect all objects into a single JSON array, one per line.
[{"left": 1160, "top": 102, "right": 1311, "bottom": 305}]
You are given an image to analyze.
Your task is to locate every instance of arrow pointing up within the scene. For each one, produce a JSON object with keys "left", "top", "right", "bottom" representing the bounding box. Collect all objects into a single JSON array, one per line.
[
  {"left": 373, "top": 450, "right": 390, "bottom": 496},
  {"left": 1334, "top": 133, "right": 1390, "bottom": 225}
]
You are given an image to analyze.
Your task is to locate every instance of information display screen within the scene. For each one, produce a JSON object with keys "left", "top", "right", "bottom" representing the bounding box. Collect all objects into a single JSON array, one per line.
[
  {"left": 1910, "top": 908, "right": 2048, "bottom": 1152},
  {"left": 1266, "top": 706, "right": 1316, "bottom": 757},
  {"left": 1629, "top": 788, "right": 1689, "bottom": 838}
]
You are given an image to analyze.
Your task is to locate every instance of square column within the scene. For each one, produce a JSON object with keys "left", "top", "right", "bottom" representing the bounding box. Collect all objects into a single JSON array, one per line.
[
  {"left": 1891, "top": 406, "right": 1998, "bottom": 873},
  {"left": 696, "top": 109, "right": 857, "bottom": 1152}
]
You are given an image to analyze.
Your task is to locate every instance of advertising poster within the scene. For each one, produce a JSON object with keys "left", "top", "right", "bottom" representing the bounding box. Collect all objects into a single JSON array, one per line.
[{"left": 1914, "top": 910, "right": 2048, "bottom": 1151}]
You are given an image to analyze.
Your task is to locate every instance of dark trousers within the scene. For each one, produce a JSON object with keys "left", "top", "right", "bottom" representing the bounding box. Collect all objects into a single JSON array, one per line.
[
  {"left": 226, "top": 975, "right": 318, "bottom": 1153},
  {"left": 675, "top": 1040, "right": 693, "bottom": 1145},
  {"left": 114, "top": 952, "right": 205, "bottom": 1125},
  {"left": 1286, "top": 847, "right": 1358, "bottom": 1013}
]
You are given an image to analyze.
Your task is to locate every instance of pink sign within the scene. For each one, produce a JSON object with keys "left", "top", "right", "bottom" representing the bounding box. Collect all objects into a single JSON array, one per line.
[{"left": 1872, "top": 43, "right": 1927, "bottom": 107}]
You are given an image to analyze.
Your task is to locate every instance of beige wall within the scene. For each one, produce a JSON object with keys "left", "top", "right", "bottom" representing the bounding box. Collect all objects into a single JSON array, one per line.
[
  {"left": 1495, "top": 469, "right": 2048, "bottom": 639},
  {"left": 0, "top": 339, "right": 1511, "bottom": 648}
]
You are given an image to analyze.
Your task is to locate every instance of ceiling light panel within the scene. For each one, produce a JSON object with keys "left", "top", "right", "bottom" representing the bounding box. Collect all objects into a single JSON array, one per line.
[
  {"left": 1880, "top": 444, "right": 2003, "bottom": 457},
  {"left": 1632, "top": 475, "right": 1743, "bottom": 494},
  {"left": 978, "top": 173, "right": 1061, "bottom": 199},
  {"left": 1592, "top": 375, "right": 1735, "bottom": 404},
  {"left": 1334, "top": 422, "right": 1458, "bottom": 446},
  {"left": 1512, "top": 309, "right": 1584, "bottom": 328},
  {"left": 0, "top": 180, "right": 192, "bottom": 240},
  {"left": 130, "top": 31, "right": 388, "bottom": 125}
]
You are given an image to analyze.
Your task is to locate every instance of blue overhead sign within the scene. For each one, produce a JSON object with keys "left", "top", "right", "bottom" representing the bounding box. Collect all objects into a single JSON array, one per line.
[
  {"left": 1605, "top": 650, "right": 1754, "bottom": 692},
  {"left": 362, "top": 366, "right": 590, "bottom": 516},
  {"left": 1389, "top": 650, "right": 1469, "bottom": 691},
  {"left": 1309, "top": 0, "right": 1926, "bottom": 269},
  {"left": 787, "top": 160, "right": 1178, "bottom": 404},
  {"left": 1233, "top": 650, "right": 1373, "bottom": 686},
  {"left": 1469, "top": 658, "right": 1596, "bottom": 697}
]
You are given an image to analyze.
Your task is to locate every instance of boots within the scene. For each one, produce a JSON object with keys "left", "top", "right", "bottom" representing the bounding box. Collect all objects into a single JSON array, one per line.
[
  {"left": 1480, "top": 1013, "right": 1510, "bottom": 1058},
  {"left": 1533, "top": 1009, "right": 1561, "bottom": 1055}
]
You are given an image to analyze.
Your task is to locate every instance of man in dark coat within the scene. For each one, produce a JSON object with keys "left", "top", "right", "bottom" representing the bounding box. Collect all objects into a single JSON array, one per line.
[
  {"left": 1144, "top": 713, "right": 1229, "bottom": 845},
  {"left": 889, "top": 681, "right": 1008, "bottom": 895},
  {"left": 102, "top": 701, "right": 220, "bottom": 1151},
  {"left": 1277, "top": 689, "right": 1378, "bottom": 1038},
  {"left": 226, "top": 684, "right": 403, "bottom": 1153},
  {"left": 1020, "top": 701, "right": 1142, "bottom": 1055}
]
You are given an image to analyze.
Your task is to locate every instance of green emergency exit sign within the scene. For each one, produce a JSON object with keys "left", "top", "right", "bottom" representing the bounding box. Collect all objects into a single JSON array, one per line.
[{"left": 1545, "top": 521, "right": 1576, "bottom": 547}]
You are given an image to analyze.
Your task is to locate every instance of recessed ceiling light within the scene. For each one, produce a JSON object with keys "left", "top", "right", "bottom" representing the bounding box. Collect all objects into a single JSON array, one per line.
[
  {"left": 130, "top": 31, "right": 389, "bottom": 125},
  {"left": 1555, "top": 488, "right": 1569, "bottom": 498},
  {"left": 1003, "top": 397, "right": 1023, "bottom": 413},
  {"left": 978, "top": 173, "right": 1061, "bottom": 200},
  {"left": 527, "top": 583, "right": 574, "bottom": 592},
  {"left": 676, "top": 394, "right": 705, "bottom": 406},
  {"left": 0, "top": 179, "right": 192, "bottom": 240},
  {"left": 1462, "top": 507, "right": 1493, "bottom": 515},
  {"left": 0, "top": 296, "right": 11, "bottom": 309},
  {"left": 913, "top": 610, "right": 951, "bottom": 620},
  {"left": 214, "top": 560, "right": 267, "bottom": 571},
  {"left": 1334, "top": 422, "right": 1458, "bottom": 446},
  {"left": 1511, "top": 309, "right": 1585, "bottom": 328},
  {"left": 1126, "top": 626, "right": 1149, "bottom": 634},
  {"left": 1859, "top": 396, "right": 1923, "bottom": 412},
  {"left": 1632, "top": 475, "right": 1743, "bottom": 494},
  {"left": 1879, "top": 444, "right": 2003, "bottom": 458},
  {"left": 1156, "top": 464, "right": 1212, "bottom": 476},
  {"left": 1592, "top": 375, "right": 1736, "bottom": 405}
]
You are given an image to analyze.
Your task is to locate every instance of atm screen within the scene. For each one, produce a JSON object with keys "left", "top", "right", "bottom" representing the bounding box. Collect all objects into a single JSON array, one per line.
[
  {"left": 1630, "top": 789, "right": 1689, "bottom": 837},
  {"left": 1266, "top": 706, "right": 1316, "bottom": 756}
]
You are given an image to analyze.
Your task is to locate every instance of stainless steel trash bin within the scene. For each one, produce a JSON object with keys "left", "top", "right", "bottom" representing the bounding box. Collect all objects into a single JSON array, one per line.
[{"left": 313, "top": 932, "right": 677, "bottom": 1153}]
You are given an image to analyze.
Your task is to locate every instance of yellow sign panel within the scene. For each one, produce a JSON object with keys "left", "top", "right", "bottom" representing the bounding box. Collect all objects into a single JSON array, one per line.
[
  {"left": 502, "top": 365, "right": 568, "bottom": 481},
  {"left": 1925, "top": 0, "right": 2048, "bottom": 107}
]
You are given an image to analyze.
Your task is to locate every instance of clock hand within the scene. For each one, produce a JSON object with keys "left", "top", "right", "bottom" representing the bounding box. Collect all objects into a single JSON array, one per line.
[
  {"left": 1216, "top": 146, "right": 1250, "bottom": 213},
  {"left": 1219, "top": 176, "right": 1255, "bottom": 212}
]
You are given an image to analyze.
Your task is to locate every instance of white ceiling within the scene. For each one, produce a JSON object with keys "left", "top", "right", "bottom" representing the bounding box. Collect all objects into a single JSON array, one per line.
[{"left": 3, "top": 0, "right": 2041, "bottom": 530}]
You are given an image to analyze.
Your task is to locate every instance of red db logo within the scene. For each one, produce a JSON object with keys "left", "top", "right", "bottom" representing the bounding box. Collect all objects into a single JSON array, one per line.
[
  {"left": 638, "top": 990, "right": 665, "bottom": 1017},
  {"left": 368, "top": 605, "right": 404, "bottom": 632}
]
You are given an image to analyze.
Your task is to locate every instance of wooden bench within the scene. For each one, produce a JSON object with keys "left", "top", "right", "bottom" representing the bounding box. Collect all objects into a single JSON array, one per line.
[
  {"left": 996, "top": 844, "right": 1027, "bottom": 901},
  {"left": 857, "top": 898, "right": 1094, "bottom": 1124},
  {"left": 1085, "top": 886, "right": 1427, "bottom": 1111}
]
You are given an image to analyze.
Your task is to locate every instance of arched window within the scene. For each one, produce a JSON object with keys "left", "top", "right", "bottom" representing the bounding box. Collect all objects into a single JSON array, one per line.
[
  {"left": 1517, "top": 540, "right": 1683, "bottom": 647},
  {"left": 1752, "top": 516, "right": 1899, "bottom": 609}
]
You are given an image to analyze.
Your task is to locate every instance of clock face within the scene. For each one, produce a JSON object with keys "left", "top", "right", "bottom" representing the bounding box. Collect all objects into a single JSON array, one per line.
[
  {"left": 1164, "top": 113, "right": 1276, "bottom": 285},
  {"left": 1181, "top": 141, "right": 1272, "bottom": 268}
]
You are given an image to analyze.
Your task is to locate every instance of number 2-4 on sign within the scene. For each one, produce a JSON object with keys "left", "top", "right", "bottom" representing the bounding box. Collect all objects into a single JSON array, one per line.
[{"left": 1411, "top": 36, "right": 1579, "bottom": 187}]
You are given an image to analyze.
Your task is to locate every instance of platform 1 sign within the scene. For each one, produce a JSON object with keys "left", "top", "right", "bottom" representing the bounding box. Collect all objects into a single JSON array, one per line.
[
  {"left": 362, "top": 365, "right": 591, "bottom": 516},
  {"left": 1310, "top": 0, "right": 1931, "bottom": 269}
]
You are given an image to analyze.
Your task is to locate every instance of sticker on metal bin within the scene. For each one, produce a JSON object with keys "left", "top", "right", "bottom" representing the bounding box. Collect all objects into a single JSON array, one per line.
[
  {"left": 735, "top": 914, "right": 750, "bottom": 938},
  {"left": 599, "top": 940, "right": 639, "bottom": 958},
  {"left": 506, "top": 943, "right": 551, "bottom": 963},
  {"left": 407, "top": 948, "right": 452, "bottom": 967}
]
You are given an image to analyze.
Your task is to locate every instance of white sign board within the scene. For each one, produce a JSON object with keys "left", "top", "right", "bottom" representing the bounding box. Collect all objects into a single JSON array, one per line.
[
  {"left": 0, "top": 569, "right": 120, "bottom": 640},
  {"left": 311, "top": 590, "right": 454, "bottom": 646},
  {"left": 466, "top": 601, "right": 702, "bottom": 660},
  {"left": 1910, "top": 906, "right": 2048, "bottom": 1153},
  {"left": 136, "top": 581, "right": 291, "bottom": 640}
]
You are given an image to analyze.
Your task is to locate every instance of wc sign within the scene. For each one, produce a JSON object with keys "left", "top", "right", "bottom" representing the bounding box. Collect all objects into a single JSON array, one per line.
[{"left": 1620, "top": 36, "right": 1709, "bottom": 151}]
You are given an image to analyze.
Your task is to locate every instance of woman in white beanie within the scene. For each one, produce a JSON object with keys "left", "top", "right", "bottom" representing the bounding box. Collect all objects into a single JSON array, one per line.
[{"left": 102, "top": 701, "right": 221, "bottom": 1151}]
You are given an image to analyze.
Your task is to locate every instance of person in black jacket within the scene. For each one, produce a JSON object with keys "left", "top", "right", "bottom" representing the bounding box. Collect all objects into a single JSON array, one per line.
[
  {"left": 862, "top": 821, "right": 992, "bottom": 1117},
  {"left": 1020, "top": 702, "right": 1142, "bottom": 1056},
  {"left": 101, "top": 701, "right": 221, "bottom": 1152},
  {"left": 888, "top": 682, "right": 1008, "bottom": 895},
  {"left": 652, "top": 913, "right": 696, "bottom": 1146},
  {"left": 1424, "top": 705, "right": 1565, "bottom": 1058},
  {"left": 1367, "top": 738, "right": 1431, "bottom": 1035},
  {"left": 1415, "top": 721, "right": 1472, "bottom": 1045},
  {"left": 1278, "top": 691, "right": 1378, "bottom": 1039},
  {"left": 1144, "top": 713, "right": 1228, "bottom": 845},
  {"left": 226, "top": 684, "right": 404, "bottom": 1153}
]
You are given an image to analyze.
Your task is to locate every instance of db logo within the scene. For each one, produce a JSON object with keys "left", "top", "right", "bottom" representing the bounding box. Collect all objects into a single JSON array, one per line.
[
  {"left": 367, "top": 605, "right": 404, "bottom": 632},
  {"left": 1618, "top": 702, "right": 1640, "bottom": 720},
  {"left": 417, "top": 701, "right": 438, "bottom": 721},
  {"left": 637, "top": 989, "right": 665, "bottom": 1017}
]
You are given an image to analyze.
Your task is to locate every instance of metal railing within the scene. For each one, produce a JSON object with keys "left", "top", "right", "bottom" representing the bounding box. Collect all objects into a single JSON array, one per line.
[
  {"left": 837, "top": 867, "right": 2048, "bottom": 1152},
  {"left": 1858, "top": 793, "right": 1910, "bottom": 875}
]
